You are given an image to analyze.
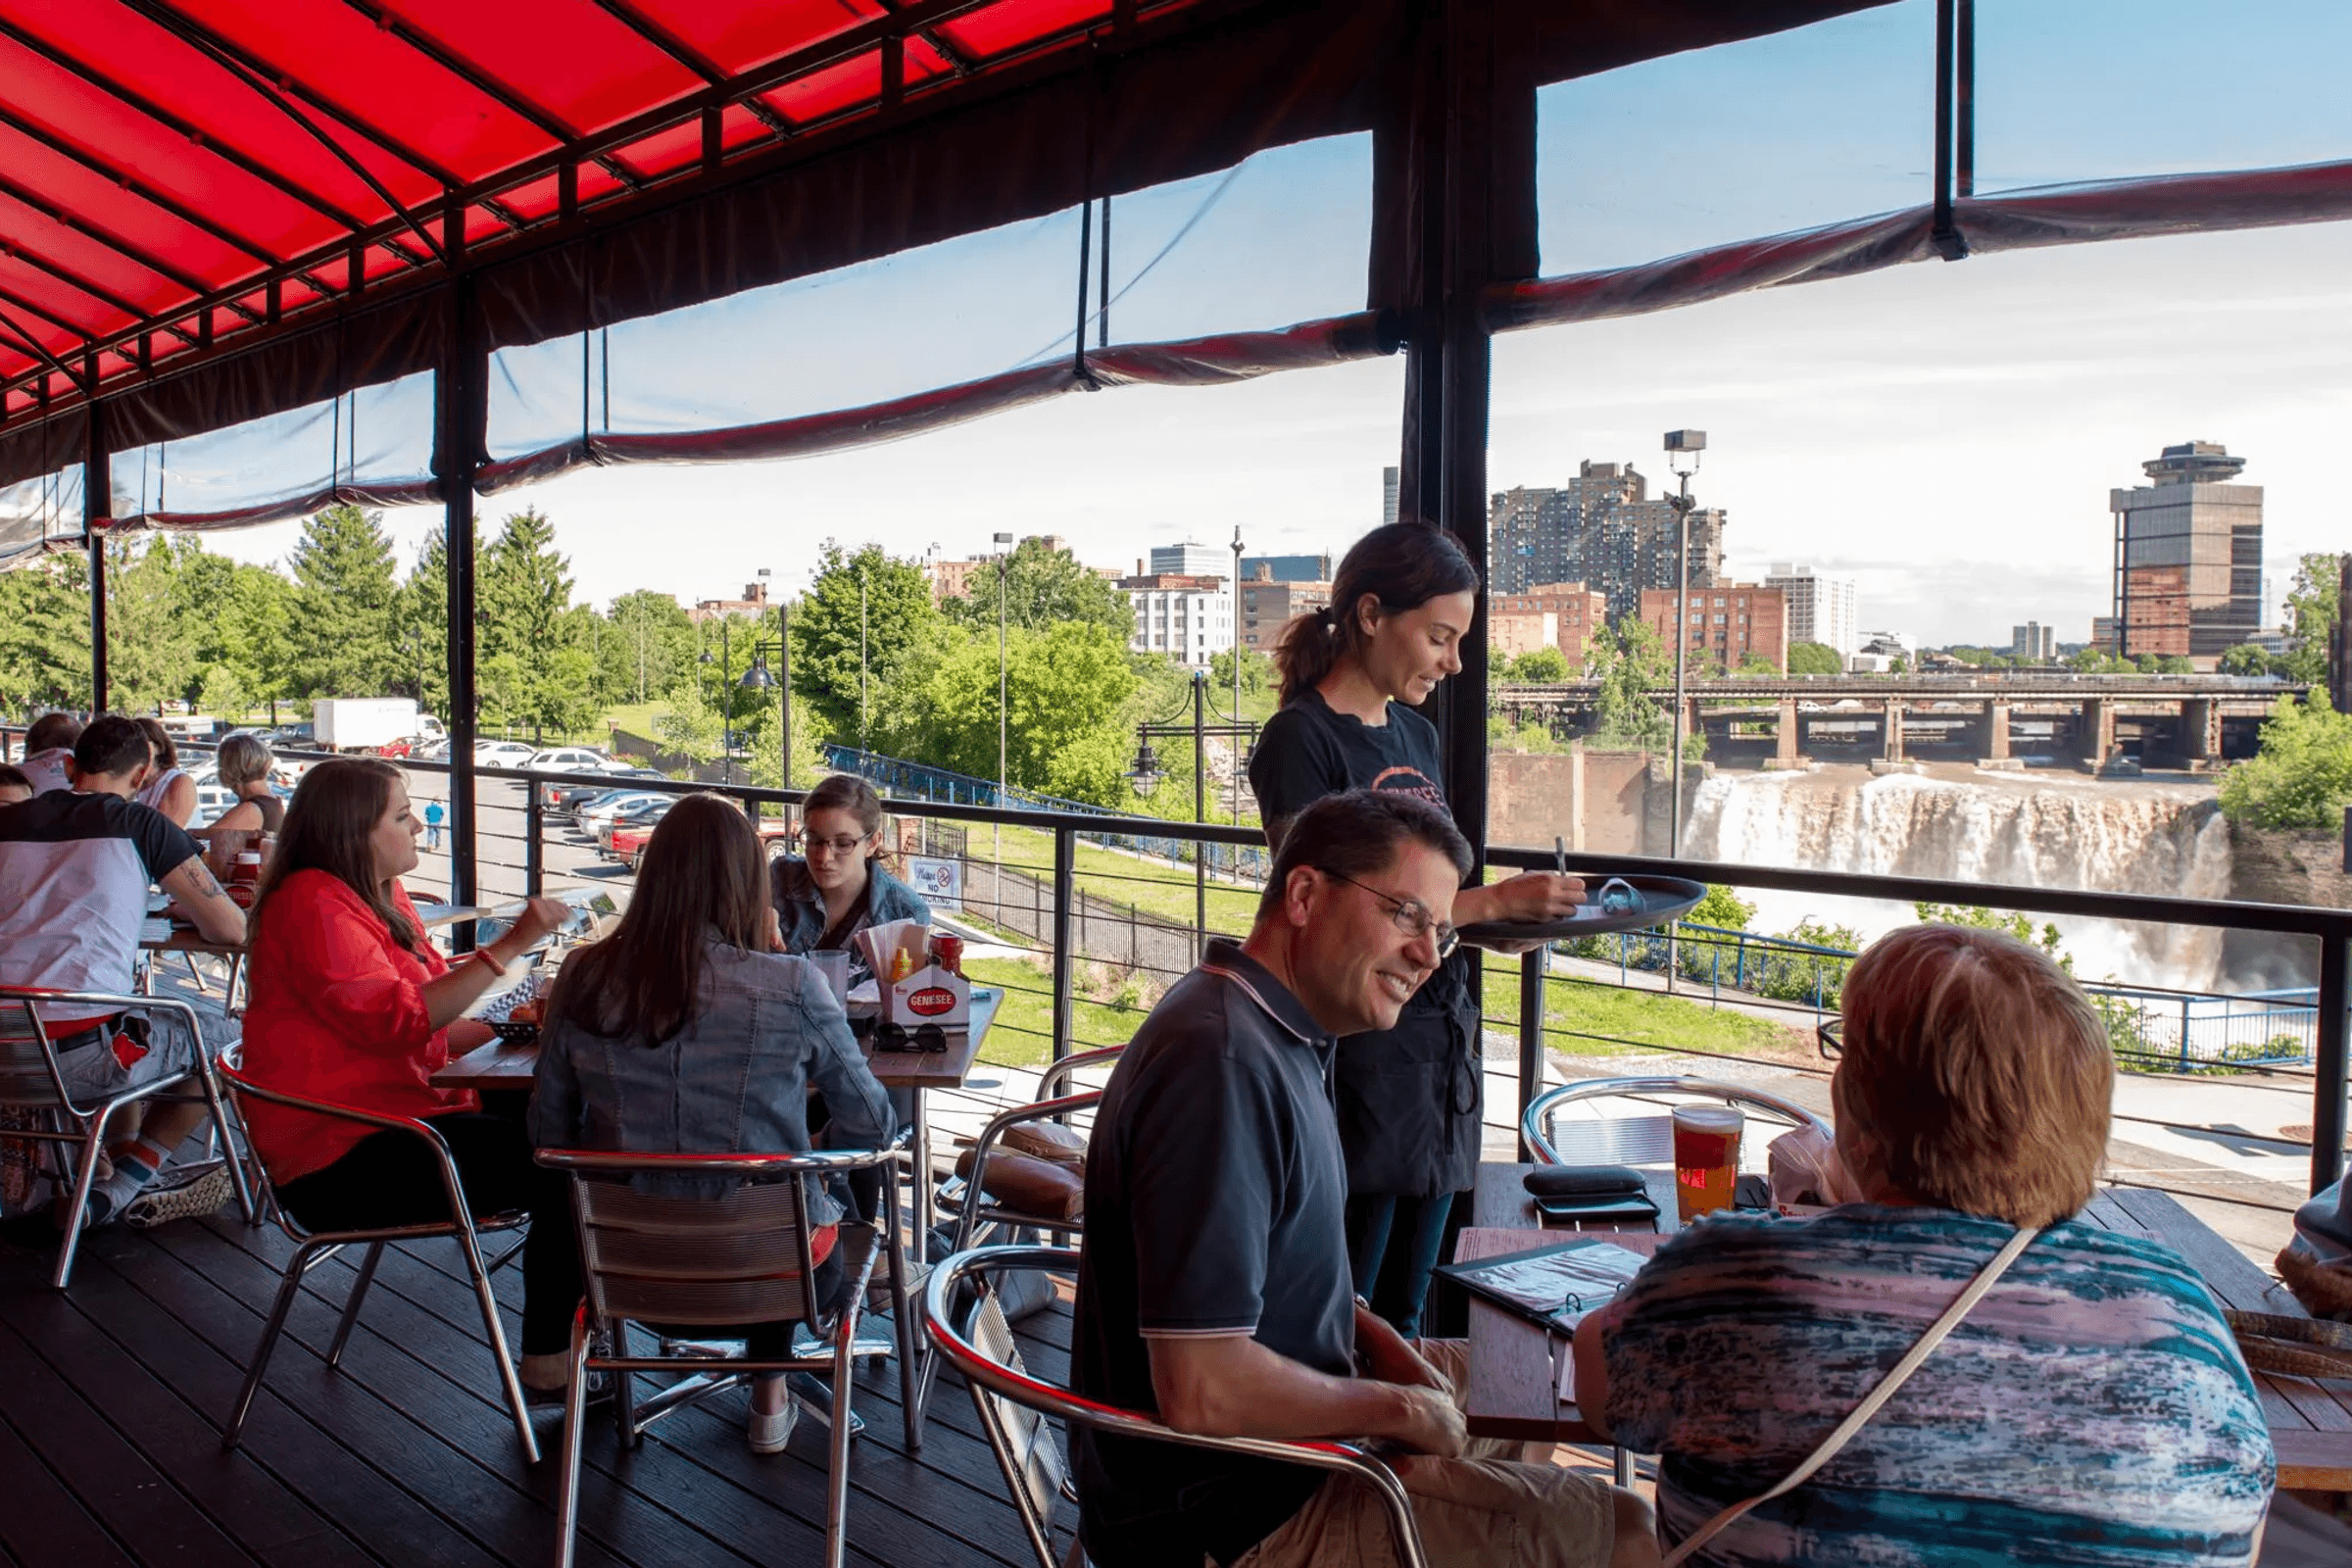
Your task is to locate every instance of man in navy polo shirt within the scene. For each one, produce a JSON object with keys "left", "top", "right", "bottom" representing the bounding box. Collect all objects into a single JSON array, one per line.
[{"left": 1072, "top": 790, "right": 1654, "bottom": 1568}]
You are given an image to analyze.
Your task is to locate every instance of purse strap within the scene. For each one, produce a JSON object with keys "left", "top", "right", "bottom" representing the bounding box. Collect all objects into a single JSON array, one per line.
[{"left": 1661, "top": 1225, "right": 2041, "bottom": 1568}]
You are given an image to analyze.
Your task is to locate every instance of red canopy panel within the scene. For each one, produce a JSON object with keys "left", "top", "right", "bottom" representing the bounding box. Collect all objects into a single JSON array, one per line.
[{"left": 0, "top": 0, "right": 1227, "bottom": 411}]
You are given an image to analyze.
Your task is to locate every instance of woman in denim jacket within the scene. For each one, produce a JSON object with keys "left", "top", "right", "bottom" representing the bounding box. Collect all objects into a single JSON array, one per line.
[
  {"left": 769, "top": 773, "right": 931, "bottom": 991},
  {"left": 532, "top": 791, "right": 892, "bottom": 1455}
]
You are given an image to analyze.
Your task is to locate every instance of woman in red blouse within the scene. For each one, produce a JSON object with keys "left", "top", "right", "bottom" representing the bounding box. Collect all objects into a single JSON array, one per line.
[{"left": 239, "top": 758, "right": 579, "bottom": 1396}]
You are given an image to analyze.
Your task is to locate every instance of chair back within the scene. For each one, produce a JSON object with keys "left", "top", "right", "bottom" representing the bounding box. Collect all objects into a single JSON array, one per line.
[
  {"left": 0, "top": 993, "right": 72, "bottom": 1114},
  {"left": 1526, "top": 1074, "right": 1833, "bottom": 1167},
  {"left": 538, "top": 1149, "right": 866, "bottom": 1330},
  {"left": 925, "top": 1246, "right": 1431, "bottom": 1568}
]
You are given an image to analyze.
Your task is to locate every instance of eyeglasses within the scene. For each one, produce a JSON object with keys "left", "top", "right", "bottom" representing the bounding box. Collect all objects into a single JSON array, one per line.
[
  {"left": 1817, "top": 1017, "right": 1843, "bottom": 1060},
  {"left": 1319, "top": 868, "right": 1458, "bottom": 959},
  {"left": 799, "top": 833, "right": 870, "bottom": 856}
]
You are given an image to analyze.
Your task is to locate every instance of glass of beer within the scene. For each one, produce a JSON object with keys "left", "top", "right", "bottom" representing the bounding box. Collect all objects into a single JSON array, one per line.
[{"left": 1671, "top": 1103, "right": 1744, "bottom": 1224}]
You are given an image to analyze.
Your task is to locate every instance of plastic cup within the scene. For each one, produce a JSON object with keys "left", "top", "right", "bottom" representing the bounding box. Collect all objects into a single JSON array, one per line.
[
  {"left": 808, "top": 950, "right": 852, "bottom": 1006},
  {"left": 1672, "top": 1103, "right": 1743, "bottom": 1223}
]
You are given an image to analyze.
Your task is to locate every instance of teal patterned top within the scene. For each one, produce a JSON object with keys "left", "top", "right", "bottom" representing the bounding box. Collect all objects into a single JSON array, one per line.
[{"left": 1601, "top": 1205, "right": 2274, "bottom": 1566}]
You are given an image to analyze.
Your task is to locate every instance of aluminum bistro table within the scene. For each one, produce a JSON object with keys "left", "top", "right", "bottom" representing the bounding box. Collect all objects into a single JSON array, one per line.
[
  {"left": 1463, "top": 1161, "right": 2352, "bottom": 1489},
  {"left": 433, "top": 987, "right": 1004, "bottom": 1248}
]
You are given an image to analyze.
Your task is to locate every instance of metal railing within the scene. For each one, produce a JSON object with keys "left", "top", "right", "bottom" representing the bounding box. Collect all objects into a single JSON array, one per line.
[{"left": 260, "top": 751, "right": 2352, "bottom": 1197}]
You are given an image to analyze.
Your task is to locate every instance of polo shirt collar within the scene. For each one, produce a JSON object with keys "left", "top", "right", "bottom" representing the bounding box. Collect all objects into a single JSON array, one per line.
[{"left": 1200, "top": 939, "right": 1327, "bottom": 1049}]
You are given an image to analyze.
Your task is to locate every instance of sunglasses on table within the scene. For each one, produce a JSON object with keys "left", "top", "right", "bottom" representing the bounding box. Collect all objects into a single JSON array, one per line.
[{"left": 1318, "top": 868, "right": 1459, "bottom": 959}]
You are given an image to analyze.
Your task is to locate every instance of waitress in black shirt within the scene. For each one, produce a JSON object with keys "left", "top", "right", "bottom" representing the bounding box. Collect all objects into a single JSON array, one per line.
[{"left": 1247, "top": 522, "right": 1587, "bottom": 1335}]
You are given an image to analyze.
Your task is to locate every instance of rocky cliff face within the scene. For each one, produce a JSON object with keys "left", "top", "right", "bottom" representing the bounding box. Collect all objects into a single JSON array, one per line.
[{"left": 2223, "top": 819, "right": 2351, "bottom": 989}]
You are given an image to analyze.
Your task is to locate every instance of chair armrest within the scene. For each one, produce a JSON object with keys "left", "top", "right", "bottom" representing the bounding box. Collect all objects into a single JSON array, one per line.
[
  {"left": 1036, "top": 1045, "right": 1123, "bottom": 1100},
  {"left": 218, "top": 1054, "right": 474, "bottom": 1218},
  {"left": 953, "top": 1090, "right": 1099, "bottom": 1248},
  {"left": 535, "top": 1142, "right": 909, "bottom": 1179}
]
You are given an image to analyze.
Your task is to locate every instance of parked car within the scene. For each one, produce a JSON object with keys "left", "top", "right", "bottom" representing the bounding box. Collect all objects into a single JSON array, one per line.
[
  {"left": 601, "top": 798, "right": 678, "bottom": 861},
  {"left": 473, "top": 741, "right": 536, "bottom": 769},
  {"left": 526, "top": 747, "right": 611, "bottom": 774},
  {"left": 544, "top": 768, "right": 665, "bottom": 814},
  {"left": 578, "top": 790, "right": 672, "bottom": 840}
]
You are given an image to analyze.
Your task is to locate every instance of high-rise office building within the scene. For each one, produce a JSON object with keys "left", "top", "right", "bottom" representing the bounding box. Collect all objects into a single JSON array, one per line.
[
  {"left": 2110, "top": 441, "right": 2263, "bottom": 668},
  {"left": 1764, "top": 564, "right": 1858, "bottom": 657},
  {"left": 1241, "top": 554, "right": 1332, "bottom": 584},
  {"left": 1150, "top": 541, "right": 1230, "bottom": 580},
  {"left": 1489, "top": 461, "right": 1723, "bottom": 616},
  {"left": 2011, "top": 622, "right": 2056, "bottom": 662}
]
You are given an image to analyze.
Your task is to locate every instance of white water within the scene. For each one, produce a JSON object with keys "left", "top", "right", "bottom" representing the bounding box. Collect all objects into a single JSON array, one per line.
[{"left": 1680, "top": 768, "right": 2234, "bottom": 990}]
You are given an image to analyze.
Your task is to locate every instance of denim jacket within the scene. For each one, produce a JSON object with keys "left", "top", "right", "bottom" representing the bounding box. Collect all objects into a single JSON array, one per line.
[
  {"left": 528, "top": 937, "right": 894, "bottom": 1222},
  {"left": 769, "top": 857, "right": 933, "bottom": 989}
]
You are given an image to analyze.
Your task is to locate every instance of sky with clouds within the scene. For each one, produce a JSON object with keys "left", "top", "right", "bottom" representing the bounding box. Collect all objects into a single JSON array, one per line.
[{"left": 167, "top": 0, "right": 2348, "bottom": 648}]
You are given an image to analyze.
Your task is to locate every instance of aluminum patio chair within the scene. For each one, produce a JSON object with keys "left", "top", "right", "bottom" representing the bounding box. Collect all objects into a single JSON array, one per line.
[
  {"left": 0, "top": 987, "right": 258, "bottom": 1288},
  {"left": 1522, "top": 1073, "right": 1832, "bottom": 1167},
  {"left": 538, "top": 1141, "right": 924, "bottom": 1568},
  {"left": 925, "top": 1245, "right": 1431, "bottom": 1568},
  {"left": 215, "top": 1049, "right": 540, "bottom": 1463}
]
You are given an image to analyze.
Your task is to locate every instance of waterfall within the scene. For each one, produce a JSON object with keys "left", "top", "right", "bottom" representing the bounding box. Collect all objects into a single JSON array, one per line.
[{"left": 1681, "top": 769, "right": 2235, "bottom": 990}]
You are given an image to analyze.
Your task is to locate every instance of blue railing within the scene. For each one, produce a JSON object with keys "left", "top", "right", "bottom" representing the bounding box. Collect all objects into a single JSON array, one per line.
[{"left": 826, "top": 745, "right": 1271, "bottom": 885}]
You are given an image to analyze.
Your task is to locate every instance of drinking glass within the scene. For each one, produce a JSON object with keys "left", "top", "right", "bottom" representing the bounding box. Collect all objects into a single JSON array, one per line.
[{"left": 1671, "top": 1103, "right": 1743, "bottom": 1223}]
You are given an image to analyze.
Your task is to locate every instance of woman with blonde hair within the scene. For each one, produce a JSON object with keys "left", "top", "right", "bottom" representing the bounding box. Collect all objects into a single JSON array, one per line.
[{"left": 1574, "top": 924, "right": 2273, "bottom": 1566}]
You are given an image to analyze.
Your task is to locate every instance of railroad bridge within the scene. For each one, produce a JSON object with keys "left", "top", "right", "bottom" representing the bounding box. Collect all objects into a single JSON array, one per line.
[{"left": 1493, "top": 674, "right": 2304, "bottom": 769}]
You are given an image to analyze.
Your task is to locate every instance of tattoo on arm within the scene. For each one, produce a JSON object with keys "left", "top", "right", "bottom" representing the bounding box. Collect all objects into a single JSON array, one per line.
[{"left": 174, "top": 859, "right": 225, "bottom": 899}]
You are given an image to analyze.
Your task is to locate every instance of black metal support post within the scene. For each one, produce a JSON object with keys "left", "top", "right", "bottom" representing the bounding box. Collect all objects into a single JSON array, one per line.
[
  {"left": 1517, "top": 948, "right": 1544, "bottom": 1156},
  {"left": 2315, "top": 934, "right": 2349, "bottom": 1195},
  {"left": 437, "top": 276, "right": 487, "bottom": 936},
  {"left": 524, "top": 786, "right": 544, "bottom": 899},
  {"left": 778, "top": 600, "right": 791, "bottom": 791},
  {"left": 84, "top": 395, "right": 107, "bottom": 710},
  {"left": 1954, "top": 0, "right": 1976, "bottom": 199},
  {"left": 1193, "top": 670, "right": 1207, "bottom": 958},
  {"left": 1931, "top": 0, "right": 1969, "bottom": 259},
  {"left": 1052, "top": 826, "right": 1076, "bottom": 1063}
]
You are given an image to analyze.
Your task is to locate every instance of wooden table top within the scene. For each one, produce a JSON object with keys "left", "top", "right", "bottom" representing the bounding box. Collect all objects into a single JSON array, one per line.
[
  {"left": 1463, "top": 1161, "right": 2352, "bottom": 1489},
  {"left": 430, "top": 986, "right": 1003, "bottom": 1093}
]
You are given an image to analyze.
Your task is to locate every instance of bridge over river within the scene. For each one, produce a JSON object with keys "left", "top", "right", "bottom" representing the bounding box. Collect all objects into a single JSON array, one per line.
[{"left": 1493, "top": 674, "right": 2304, "bottom": 769}]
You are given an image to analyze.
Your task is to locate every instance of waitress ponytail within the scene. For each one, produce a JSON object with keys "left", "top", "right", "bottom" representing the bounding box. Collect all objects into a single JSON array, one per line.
[{"left": 1272, "top": 521, "right": 1480, "bottom": 707}]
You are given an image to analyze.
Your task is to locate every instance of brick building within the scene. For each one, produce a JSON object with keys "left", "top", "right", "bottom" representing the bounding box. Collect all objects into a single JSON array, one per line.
[
  {"left": 1490, "top": 580, "right": 1608, "bottom": 667},
  {"left": 1238, "top": 570, "right": 1332, "bottom": 652},
  {"left": 1638, "top": 582, "right": 1788, "bottom": 672}
]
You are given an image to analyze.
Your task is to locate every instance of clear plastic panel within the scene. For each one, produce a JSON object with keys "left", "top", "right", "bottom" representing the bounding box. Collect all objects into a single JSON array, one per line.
[
  {"left": 114, "top": 373, "right": 435, "bottom": 522},
  {"left": 0, "top": 462, "right": 81, "bottom": 565},
  {"left": 484, "top": 133, "right": 1374, "bottom": 460},
  {"left": 1537, "top": 1, "right": 1932, "bottom": 276},
  {"left": 1490, "top": 215, "right": 2352, "bottom": 992},
  {"left": 1975, "top": 0, "right": 2352, "bottom": 190}
]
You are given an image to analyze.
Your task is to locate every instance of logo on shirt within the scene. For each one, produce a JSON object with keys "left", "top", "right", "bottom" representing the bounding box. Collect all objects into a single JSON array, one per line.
[{"left": 1367, "top": 764, "right": 1446, "bottom": 808}]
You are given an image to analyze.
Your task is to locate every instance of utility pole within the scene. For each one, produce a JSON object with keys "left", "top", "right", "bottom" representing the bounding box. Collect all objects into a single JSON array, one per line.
[
  {"left": 1230, "top": 522, "right": 1246, "bottom": 825},
  {"left": 2331, "top": 553, "right": 2352, "bottom": 714},
  {"left": 1664, "top": 430, "right": 1706, "bottom": 857},
  {"left": 994, "top": 531, "right": 1013, "bottom": 869},
  {"left": 858, "top": 564, "right": 868, "bottom": 754}
]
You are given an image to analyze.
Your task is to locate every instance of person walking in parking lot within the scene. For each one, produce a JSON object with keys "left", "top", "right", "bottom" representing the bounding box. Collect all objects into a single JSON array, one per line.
[{"left": 423, "top": 798, "right": 444, "bottom": 852}]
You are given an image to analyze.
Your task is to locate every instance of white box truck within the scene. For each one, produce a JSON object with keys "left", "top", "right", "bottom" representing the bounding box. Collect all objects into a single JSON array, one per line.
[{"left": 314, "top": 698, "right": 421, "bottom": 753}]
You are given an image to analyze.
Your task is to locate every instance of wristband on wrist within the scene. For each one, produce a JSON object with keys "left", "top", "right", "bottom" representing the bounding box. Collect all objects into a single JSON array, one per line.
[{"left": 469, "top": 947, "right": 509, "bottom": 978}]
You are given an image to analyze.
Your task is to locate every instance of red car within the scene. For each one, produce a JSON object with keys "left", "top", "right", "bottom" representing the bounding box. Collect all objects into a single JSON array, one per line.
[{"left": 612, "top": 812, "right": 793, "bottom": 873}]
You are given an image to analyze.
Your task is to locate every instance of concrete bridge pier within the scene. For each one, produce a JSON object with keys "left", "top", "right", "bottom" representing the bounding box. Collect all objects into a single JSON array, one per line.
[
  {"left": 2183, "top": 698, "right": 2220, "bottom": 767},
  {"left": 1773, "top": 696, "right": 1804, "bottom": 767},
  {"left": 2080, "top": 698, "right": 2116, "bottom": 767},
  {"left": 1978, "top": 701, "right": 2013, "bottom": 765},
  {"left": 1880, "top": 699, "right": 1906, "bottom": 762}
]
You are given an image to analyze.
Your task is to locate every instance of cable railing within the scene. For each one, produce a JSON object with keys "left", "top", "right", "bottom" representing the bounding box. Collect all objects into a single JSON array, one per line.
[{"left": 255, "top": 749, "right": 2352, "bottom": 1199}]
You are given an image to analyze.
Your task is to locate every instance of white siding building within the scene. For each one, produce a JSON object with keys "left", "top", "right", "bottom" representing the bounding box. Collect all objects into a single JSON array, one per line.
[
  {"left": 1149, "top": 541, "right": 1229, "bottom": 579},
  {"left": 1120, "top": 573, "right": 1232, "bottom": 667},
  {"left": 1764, "top": 563, "right": 1859, "bottom": 658}
]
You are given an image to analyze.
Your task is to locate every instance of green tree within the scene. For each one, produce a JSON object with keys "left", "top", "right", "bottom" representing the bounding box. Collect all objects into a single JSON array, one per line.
[
  {"left": 476, "top": 508, "right": 597, "bottom": 742},
  {"left": 901, "top": 621, "right": 1141, "bottom": 806},
  {"left": 2218, "top": 692, "right": 2352, "bottom": 829},
  {"left": 393, "top": 534, "right": 447, "bottom": 717},
  {"left": 1208, "top": 644, "right": 1272, "bottom": 700},
  {"left": 286, "top": 503, "right": 400, "bottom": 699},
  {"left": 1913, "top": 901, "right": 2070, "bottom": 969},
  {"left": 1587, "top": 617, "right": 1673, "bottom": 749},
  {"left": 2218, "top": 643, "right": 2275, "bottom": 678},
  {"left": 2281, "top": 552, "right": 2345, "bottom": 685},
  {"left": 945, "top": 536, "right": 1132, "bottom": 640},
  {"left": 604, "top": 588, "right": 697, "bottom": 705},
  {"left": 1503, "top": 645, "right": 1570, "bottom": 683},
  {"left": 1734, "top": 652, "right": 1779, "bottom": 677},
  {"left": 1685, "top": 883, "right": 1755, "bottom": 931},
  {"left": 1787, "top": 641, "right": 1841, "bottom": 675},
  {"left": 791, "top": 543, "right": 942, "bottom": 748},
  {"left": 0, "top": 554, "right": 91, "bottom": 712},
  {"left": 103, "top": 536, "right": 202, "bottom": 712}
]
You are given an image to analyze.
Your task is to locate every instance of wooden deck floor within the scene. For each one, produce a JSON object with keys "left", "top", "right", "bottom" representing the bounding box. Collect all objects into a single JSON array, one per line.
[{"left": 0, "top": 1201, "right": 1072, "bottom": 1568}]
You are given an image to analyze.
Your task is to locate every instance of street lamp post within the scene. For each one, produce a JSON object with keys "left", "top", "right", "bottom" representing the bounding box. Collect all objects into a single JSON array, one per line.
[
  {"left": 738, "top": 603, "right": 791, "bottom": 797},
  {"left": 993, "top": 531, "right": 1014, "bottom": 867},
  {"left": 1663, "top": 429, "right": 1706, "bottom": 857},
  {"left": 858, "top": 564, "right": 869, "bottom": 754},
  {"left": 1229, "top": 523, "right": 1246, "bottom": 825},
  {"left": 1130, "top": 668, "right": 1258, "bottom": 960}
]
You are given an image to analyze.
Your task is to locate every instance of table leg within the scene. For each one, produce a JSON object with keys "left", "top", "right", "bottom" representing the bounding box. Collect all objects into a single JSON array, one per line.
[{"left": 909, "top": 1085, "right": 931, "bottom": 1252}]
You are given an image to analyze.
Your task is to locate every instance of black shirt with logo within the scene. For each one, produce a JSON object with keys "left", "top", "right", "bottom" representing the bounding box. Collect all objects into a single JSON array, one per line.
[{"left": 1247, "top": 689, "right": 1482, "bottom": 1197}]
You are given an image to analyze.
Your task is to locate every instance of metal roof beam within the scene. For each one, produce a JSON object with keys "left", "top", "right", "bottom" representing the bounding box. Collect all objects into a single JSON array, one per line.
[
  {"left": 0, "top": 16, "right": 369, "bottom": 232},
  {"left": 0, "top": 170, "right": 261, "bottom": 322},
  {"left": 123, "top": 0, "right": 466, "bottom": 191},
  {"left": 0, "top": 303, "right": 88, "bottom": 390},
  {"left": 330, "top": 0, "right": 577, "bottom": 143}
]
